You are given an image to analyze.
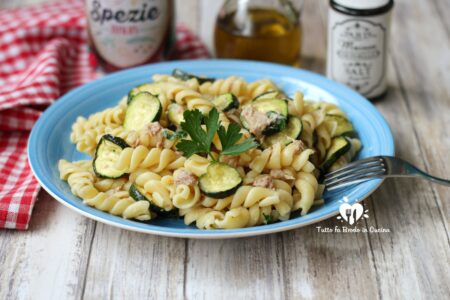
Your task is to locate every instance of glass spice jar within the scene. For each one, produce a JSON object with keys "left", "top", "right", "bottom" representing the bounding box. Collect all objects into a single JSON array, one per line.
[{"left": 326, "top": 0, "right": 394, "bottom": 100}]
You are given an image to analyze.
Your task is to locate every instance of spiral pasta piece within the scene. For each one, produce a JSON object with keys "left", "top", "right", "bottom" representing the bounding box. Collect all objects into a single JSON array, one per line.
[
  {"left": 114, "top": 145, "right": 185, "bottom": 173},
  {"left": 149, "top": 82, "right": 213, "bottom": 114},
  {"left": 173, "top": 184, "right": 201, "bottom": 209},
  {"left": 249, "top": 143, "right": 315, "bottom": 173},
  {"left": 180, "top": 206, "right": 252, "bottom": 229},
  {"left": 133, "top": 171, "right": 174, "bottom": 212},
  {"left": 214, "top": 207, "right": 251, "bottom": 229},
  {"left": 180, "top": 207, "right": 222, "bottom": 229},
  {"left": 71, "top": 121, "right": 108, "bottom": 156},
  {"left": 229, "top": 186, "right": 279, "bottom": 208},
  {"left": 293, "top": 172, "right": 318, "bottom": 215},
  {"left": 62, "top": 167, "right": 151, "bottom": 220},
  {"left": 184, "top": 154, "right": 210, "bottom": 177},
  {"left": 70, "top": 106, "right": 125, "bottom": 144},
  {"left": 288, "top": 91, "right": 305, "bottom": 117},
  {"left": 66, "top": 171, "right": 98, "bottom": 199},
  {"left": 152, "top": 74, "right": 200, "bottom": 91},
  {"left": 315, "top": 122, "right": 333, "bottom": 161},
  {"left": 84, "top": 190, "right": 151, "bottom": 220},
  {"left": 245, "top": 79, "right": 278, "bottom": 102},
  {"left": 200, "top": 196, "right": 233, "bottom": 211},
  {"left": 94, "top": 177, "right": 128, "bottom": 192},
  {"left": 58, "top": 159, "right": 93, "bottom": 180},
  {"left": 199, "top": 76, "right": 247, "bottom": 98},
  {"left": 177, "top": 88, "right": 214, "bottom": 114},
  {"left": 318, "top": 102, "right": 347, "bottom": 117}
]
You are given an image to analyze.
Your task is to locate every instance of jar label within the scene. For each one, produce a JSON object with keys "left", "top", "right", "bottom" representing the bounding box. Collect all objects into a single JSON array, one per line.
[
  {"left": 329, "top": 18, "right": 386, "bottom": 96},
  {"left": 86, "top": 0, "right": 169, "bottom": 68}
]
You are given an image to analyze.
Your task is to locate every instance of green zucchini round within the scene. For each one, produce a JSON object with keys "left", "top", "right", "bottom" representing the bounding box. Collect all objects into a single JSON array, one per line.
[
  {"left": 93, "top": 134, "right": 129, "bottom": 179},
  {"left": 124, "top": 92, "right": 162, "bottom": 131},
  {"left": 127, "top": 83, "right": 161, "bottom": 104},
  {"left": 261, "top": 116, "right": 303, "bottom": 149},
  {"left": 325, "top": 114, "right": 355, "bottom": 137},
  {"left": 211, "top": 93, "right": 239, "bottom": 112},
  {"left": 199, "top": 163, "right": 243, "bottom": 198},
  {"left": 252, "top": 90, "right": 280, "bottom": 101},
  {"left": 320, "top": 136, "right": 351, "bottom": 172},
  {"left": 240, "top": 98, "right": 289, "bottom": 136}
]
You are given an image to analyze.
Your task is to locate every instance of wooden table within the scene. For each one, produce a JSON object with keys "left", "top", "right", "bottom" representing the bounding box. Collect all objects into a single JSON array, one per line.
[{"left": 1, "top": 0, "right": 449, "bottom": 299}]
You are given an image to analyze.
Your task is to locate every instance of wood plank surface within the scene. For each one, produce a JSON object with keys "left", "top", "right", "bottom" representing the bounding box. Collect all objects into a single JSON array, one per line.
[
  {"left": 83, "top": 225, "right": 186, "bottom": 299},
  {"left": 1, "top": 0, "right": 449, "bottom": 299},
  {"left": 0, "top": 192, "right": 95, "bottom": 300}
]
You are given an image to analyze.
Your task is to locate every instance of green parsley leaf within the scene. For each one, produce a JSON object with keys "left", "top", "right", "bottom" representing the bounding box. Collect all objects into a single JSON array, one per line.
[
  {"left": 217, "top": 123, "right": 242, "bottom": 150},
  {"left": 204, "top": 108, "right": 220, "bottom": 145},
  {"left": 218, "top": 123, "right": 258, "bottom": 156},
  {"left": 180, "top": 109, "right": 207, "bottom": 147},
  {"left": 175, "top": 139, "right": 202, "bottom": 158},
  {"left": 220, "top": 138, "right": 259, "bottom": 156},
  {"left": 177, "top": 107, "right": 257, "bottom": 159},
  {"left": 177, "top": 108, "right": 220, "bottom": 158}
]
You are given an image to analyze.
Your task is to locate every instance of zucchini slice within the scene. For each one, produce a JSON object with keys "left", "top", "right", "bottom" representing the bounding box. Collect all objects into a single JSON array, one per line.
[
  {"left": 93, "top": 135, "right": 129, "bottom": 179},
  {"left": 261, "top": 116, "right": 303, "bottom": 148},
  {"left": 325, "top": 115, "right": 354, "bottom": 137},
  {"left": 240, "top": 98, "right": 288, "bottom": 136},
  {"left": 253, "top": 91, "right": 280, "bottom": 101},
  {"left": 168, "top": 103, "right": 185, "bottom": 126},
  {"left": 124, "top": 92, "right": 162, "bottom": 131},
  {"left": 211, "top": 93, "right": 239, "bottom": 112},
  {"left": 329, "top": 138, "right": 362, "bottom": 172},
  {"left": 252, "top": 98, "right": 288, "bottom": 116},
  {"left": 199, "top": 163, "right": 243, "bottom": 198},
  {"left": 320, "top": 136, "right": 351, "bottom": 172},
  {"left": 129, "top": 184, "right": 178, "bottom": 217},
  {"left": 263, "top": 112, "right": 287, "bottom": 135},
  {"left": 127, "top": 83, "right": 161, "bottom": 104},
  {"left": 172, "top": 69, "right": 215, "bottom": 84}
]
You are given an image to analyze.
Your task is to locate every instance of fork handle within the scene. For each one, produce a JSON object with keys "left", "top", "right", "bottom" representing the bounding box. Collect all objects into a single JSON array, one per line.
[
  {"left": 391, "top": 166, "right": 450, "bottom": 187},
  {"left": 415, "top": 172, "right": 450, "bottom": 187}
]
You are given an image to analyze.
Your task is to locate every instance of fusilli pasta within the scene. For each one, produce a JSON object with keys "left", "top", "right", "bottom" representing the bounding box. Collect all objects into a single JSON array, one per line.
[{"left": 60, "top": 71, "right": 362, "bottom": 229}]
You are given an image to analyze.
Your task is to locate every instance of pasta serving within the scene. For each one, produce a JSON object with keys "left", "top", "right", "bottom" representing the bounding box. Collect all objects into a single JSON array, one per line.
[{"left": 60, "top": 69, "right": 361, "bottom": 229}]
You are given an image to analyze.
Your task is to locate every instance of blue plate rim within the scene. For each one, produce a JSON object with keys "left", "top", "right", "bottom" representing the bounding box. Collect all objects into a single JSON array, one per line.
[{"left": 28, "top": 59, "right": 394, "bottom": 239}]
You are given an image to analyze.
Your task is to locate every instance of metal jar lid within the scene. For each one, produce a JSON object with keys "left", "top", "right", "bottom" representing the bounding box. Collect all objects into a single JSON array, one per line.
[{"left": 330, "top": 0, "right": 394, "bottom": 16}]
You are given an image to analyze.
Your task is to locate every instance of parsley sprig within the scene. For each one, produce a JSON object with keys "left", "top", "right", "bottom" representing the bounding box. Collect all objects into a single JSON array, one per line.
[{"left": 176, "top": 108, "right": 258, "bottom": 161}]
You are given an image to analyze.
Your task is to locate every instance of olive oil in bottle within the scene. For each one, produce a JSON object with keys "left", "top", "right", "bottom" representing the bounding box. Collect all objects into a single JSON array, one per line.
[{"left": 214, "top": 1, "right": 302, "bottom": 66}]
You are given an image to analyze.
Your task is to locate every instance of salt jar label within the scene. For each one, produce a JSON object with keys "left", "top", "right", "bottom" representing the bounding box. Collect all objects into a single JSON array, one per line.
[
  {"left": 329, "top": 18, "right": 387, "bottom": 97},
  {"left": 86, "top": 0, "right": 169, "bottom": 68}
]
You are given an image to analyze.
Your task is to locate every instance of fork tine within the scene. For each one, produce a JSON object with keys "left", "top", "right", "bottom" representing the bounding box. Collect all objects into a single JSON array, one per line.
[
  {"left": 326, "top": 170, "right": 386, "bottom": 190},
  {"left": 326, "top": 177, "right": 380, "bottom": 190},
  {"left": 325, "top": 164, "right": 385, "bottom": 183},
  {"left": 325, "top": 168, "right": 385, "bottom": 186},
  {"left": 325, "top": 156, "right": 383, "bottom": 179},
  {"left": 325, "top": 161, "right": 384, "bottom": 181}
]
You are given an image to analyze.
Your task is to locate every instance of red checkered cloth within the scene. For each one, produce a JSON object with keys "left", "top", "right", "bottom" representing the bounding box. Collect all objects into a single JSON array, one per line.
[{"left": 0, "top": 0, "right": 210, "bottom": 230}]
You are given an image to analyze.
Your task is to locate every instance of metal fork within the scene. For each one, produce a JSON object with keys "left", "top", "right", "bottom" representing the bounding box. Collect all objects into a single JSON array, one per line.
[{"left": 324, "top": 156, "right": 450, "bottom": 190}]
